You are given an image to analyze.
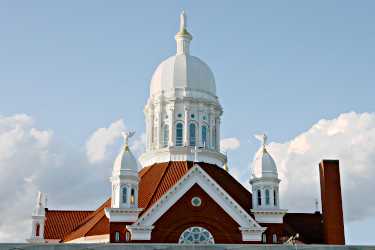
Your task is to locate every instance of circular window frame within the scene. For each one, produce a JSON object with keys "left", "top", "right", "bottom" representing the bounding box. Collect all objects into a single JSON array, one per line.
[{"left": 191, "top": 197, "right": 202, "bottom": 207}]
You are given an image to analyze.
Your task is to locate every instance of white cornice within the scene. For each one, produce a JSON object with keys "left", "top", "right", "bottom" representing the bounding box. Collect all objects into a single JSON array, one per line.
[
  {"left": 251, "top": 209, "right": 288, "bottom": 224},
  {"left": 105, "top": 208, "right": 143, "bottom": 223},
  {"left": 139, "top": 147, "right": 226, "bottom": 167}
]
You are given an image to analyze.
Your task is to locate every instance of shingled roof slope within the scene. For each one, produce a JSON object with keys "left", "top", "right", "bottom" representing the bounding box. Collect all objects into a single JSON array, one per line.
[
  {"left": 62, "top": 198, "right": 111, "bottom": 242},
  {"left": 59, "top": 161, "right": 250, "bottom": 242},
  {"left": 44, "top": 209, "right": 92, "bottom": 240},
  {"left": 139, "top": 161, "right": 252, "bottom": 213}
]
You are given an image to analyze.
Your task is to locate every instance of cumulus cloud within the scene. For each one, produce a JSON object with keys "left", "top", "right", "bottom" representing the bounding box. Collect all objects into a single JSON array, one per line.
[
  {"left": 220, "top": 137, "right": 241, "bottom": 152},
  {"left": 256, "top": 112, "right": 375, "bottom": 222},
  {"left": 0, "top": 115, "right": 145, "bottom": 242},
  {"left": 86, "top": 119, "right": 126, "bottom": 163}
]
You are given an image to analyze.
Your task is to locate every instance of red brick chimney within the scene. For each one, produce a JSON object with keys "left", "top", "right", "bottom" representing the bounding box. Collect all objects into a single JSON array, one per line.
[{"left": 319, "top": 160, "right": 345, "bottom": 245}]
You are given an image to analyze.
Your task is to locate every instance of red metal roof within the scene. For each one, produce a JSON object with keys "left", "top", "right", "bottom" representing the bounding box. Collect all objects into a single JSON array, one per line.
[
  {"left": 45, "top": 161, "right": 323, "bottom": 244},
  {"left": 44, "top": 209, "right": 92, "bottom": 240},
  {"left": 58, "top": 161, "right": 250, "bottom": 242}
]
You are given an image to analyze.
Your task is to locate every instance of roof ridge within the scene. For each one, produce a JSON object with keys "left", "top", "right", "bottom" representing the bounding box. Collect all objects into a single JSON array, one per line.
[
  {"left": 144, "top": 162, "right": 171, "bottom": 210},
  {"left": 61, "top": 199, "right": 110, "bottom": 242}
]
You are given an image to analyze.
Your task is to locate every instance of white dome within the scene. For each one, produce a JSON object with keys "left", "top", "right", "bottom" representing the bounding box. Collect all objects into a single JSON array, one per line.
[
  {"left": 251, "top": 148, "right": 278, "bottom": 179},
  {"left": 113, "top": 146, "right": 138, "bottom": 176},
  {"left": 150, "top": 54, "right": 216, "bottom": 97}
]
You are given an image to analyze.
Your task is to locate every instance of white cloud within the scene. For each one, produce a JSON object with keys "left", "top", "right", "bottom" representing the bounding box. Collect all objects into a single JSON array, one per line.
[
  {"left": 0, "top": 114, "right": 145, "bottom": 242},
  {"left": 1, "top": 111, "right": 375, "bottom": 243},
  {"left": 85, "top": 119, "right": 126, "bottom": 163},
  {"left": 220, "top": 137, "right": 241, "bottom": 152},
  {"left": 258, "top": 112, "right": 375, "bottom": 222}
]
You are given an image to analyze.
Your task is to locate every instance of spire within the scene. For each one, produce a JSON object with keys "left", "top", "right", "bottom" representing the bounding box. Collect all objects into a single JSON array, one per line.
[
  {"left": 255, "top": 133, "right": 267, "bottom": 152},
  {"left": 175, "top": 10, "right": 192, "bottom": 55},
  {"left": 121, "top": 131, "right": 135, "bottom": 151},
  {"left": 33, "top": 191, "right": 46, "bottom": 216}
]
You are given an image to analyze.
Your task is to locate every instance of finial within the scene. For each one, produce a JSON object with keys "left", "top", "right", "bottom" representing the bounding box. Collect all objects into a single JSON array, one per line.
[
  {"left": 180, "top": 10, "right": 187, "bottom": 32},
  {"left": 175, "top": 10, "right": 192, "bottom": 55},
  {"left": 255, "top": 133, "right": 267, "bottom": 151},
  {"left": 121, "top": 131, "right": 135, "bottom": 151}
]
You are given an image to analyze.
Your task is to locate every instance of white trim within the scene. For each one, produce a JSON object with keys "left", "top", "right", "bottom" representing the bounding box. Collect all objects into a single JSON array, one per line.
[
  {"left": 126, "top": 225, "right": 154, "bottom": 241},
  {"left": 251, "top": 209, "right": 288, "bottom": 224},
  {"left": 132, "top": 164, "right": 265, "bottom": 241},
  {"left": 139, "top": 146, "right": 226, "bottom": 168},
  {"left": 104, "top": 207, "right": 143, "bottom": 222},
  {"left": 65, "top": 234, "right": 109, "bottom": 243}
]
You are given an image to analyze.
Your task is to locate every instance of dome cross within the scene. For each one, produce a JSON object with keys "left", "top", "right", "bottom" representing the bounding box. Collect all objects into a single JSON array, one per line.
[{"left": 255, "top": 133, "right": 268, "bottom": 151}]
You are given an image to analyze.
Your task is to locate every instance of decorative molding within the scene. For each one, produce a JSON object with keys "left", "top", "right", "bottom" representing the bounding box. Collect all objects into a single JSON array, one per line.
[
  {"left": 126, "top": 225, "right": 154, "bottom": 241},
  {"left": 131, "top": 164, "right": 266, "bottom": 241},
  {"left": 104, "top": 208, "right": 143, "bottom": 223},
  {"left": 251, "top": 209, "right": 288, "bottom": 224},
  {"left": 139, "top": 146, "right": 226, "bottom": 167},
  {"left": 239, "top": 227, "right": 266, "bottom": 242}
]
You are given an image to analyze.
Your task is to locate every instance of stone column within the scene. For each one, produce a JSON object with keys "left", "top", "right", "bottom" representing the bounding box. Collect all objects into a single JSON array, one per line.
[
  {"left": 156, "top": 108, "right": 162, "bottom": 149},
  {"left": 183, "top": 107, "right": 189, "bottom": 146},
  {"left": 168, "top": 106, "right": 175, "bottom": 146}
]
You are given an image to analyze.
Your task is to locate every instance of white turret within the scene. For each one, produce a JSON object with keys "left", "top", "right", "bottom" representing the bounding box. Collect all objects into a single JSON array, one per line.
[
  {"left": 250, "top": 134, "right": 287, "bottom": 224},
  {"left": 27, "top": 191, "right": 47, "bottom": 243},
  {"left": 105, "top": 131, "right": 143, "bottom": 223}
]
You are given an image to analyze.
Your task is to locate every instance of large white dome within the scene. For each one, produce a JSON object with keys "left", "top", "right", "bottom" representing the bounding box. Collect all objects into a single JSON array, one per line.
[{"left": 150, "top": 54, "right": 216, "bottom": 97}]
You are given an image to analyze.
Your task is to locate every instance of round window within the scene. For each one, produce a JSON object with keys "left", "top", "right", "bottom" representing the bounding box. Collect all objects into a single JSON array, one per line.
[
  {"left": 191, "top": 197, "right": 202, "bottom": 207},
  {"left": 191, "top": 114, "right": 195, "bottom": 119},
  {"left": 178, "top": 113, "right": 182, "bottom": 118}
]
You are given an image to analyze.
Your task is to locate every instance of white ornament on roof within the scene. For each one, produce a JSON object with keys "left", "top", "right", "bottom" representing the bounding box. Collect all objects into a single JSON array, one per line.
[
  {"left": 180, "top": 10, "right": 187, "bottom": 32},
  {"left": 122, "top": 131, "right": 135, "bottom": 148},
  {"left": 255, "top": 133, "right": 267, "bottom": 151}
]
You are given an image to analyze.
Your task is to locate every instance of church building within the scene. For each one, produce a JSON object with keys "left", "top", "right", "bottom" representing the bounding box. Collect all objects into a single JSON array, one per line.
[{"left": 27, "top": 12, "right": 345, "bottom": 245}]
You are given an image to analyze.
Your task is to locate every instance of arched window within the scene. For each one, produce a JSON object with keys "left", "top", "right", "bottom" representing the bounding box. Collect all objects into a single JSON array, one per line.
[
  {"left": 257, "top": 190, "right": 262, "bottom": 206},
  {"left": 130, "top": 188, "right": 135, "bottom": 206},
  {"left": 163, "top": 124, "right": 169, "bottom": 147},
  {"left": 122, "top": 186, "right": 127, "bottom": 204},
  {"left": 35, "top": 223, "right": 40, "bottom": 237},
  {"left": 179, "top": 226, "right": 214, "bottom": 244},
  {"left": 114, "top": 231, "right": 120, "bottom": 242},
  {"left": 265, "top": 189, "right": 270, "bottom": 205},
  {"left": 272, "top": 234, "right": 277, "bottom": 244},
  {"left": 189, "top": 123, "right": 196, "bottom": 146},
  {"left": 262, "top": 233, "right": 267, "bottom": 243},
  {"left": 176, "top": 123, "right": 183, "bottom": 146},
  {"left": 274, "top": 190, "right": 277, "bottom": 206},
  {"left": 201, "top": 125, "right": 208, "bottom": 147},
  {"left": 125, "top": 231, "right": 131, "bottom": 242}
]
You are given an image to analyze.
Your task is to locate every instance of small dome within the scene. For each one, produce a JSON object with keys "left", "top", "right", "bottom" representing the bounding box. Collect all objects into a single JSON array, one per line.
[
  {"left": 113, "top": 146, "right": 139, "bottom": 176},
  {"left": 150, "top": 54, "right": 216, "bottom": 97},
  {"left": 251, "top": 148, "right": 278, "bottom": 179}
]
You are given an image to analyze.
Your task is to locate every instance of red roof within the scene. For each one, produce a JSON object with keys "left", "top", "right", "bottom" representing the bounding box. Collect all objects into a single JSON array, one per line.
[
  {"left": 56, "top": 161, "right": 251, "bottom": 242},
  {"left": 45, "top": 161, "right": 323, "bottom": 244},
  {"left": 61, "top": 199, "right": 111, "bottom": 242},
  {"left": 44, "top": 209, "right": 92, "bottom": 240}
]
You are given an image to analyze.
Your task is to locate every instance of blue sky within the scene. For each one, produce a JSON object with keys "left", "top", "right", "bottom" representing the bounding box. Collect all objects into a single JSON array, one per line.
[{"left": 0, "top": 0, "right": 374, "bottom": 244}]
